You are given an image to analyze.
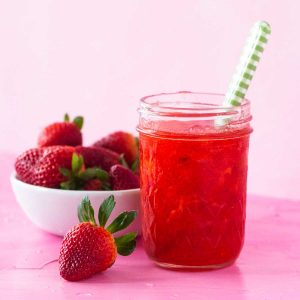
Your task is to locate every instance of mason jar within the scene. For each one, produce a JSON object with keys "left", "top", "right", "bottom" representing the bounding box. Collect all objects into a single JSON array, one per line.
[{"left": 137, "top": 91, "right": 252, "bottom": 269}]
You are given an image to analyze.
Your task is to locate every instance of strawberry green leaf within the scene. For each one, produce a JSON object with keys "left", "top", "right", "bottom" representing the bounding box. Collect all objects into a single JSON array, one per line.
[
  {"left": 98, "top": 195, "right": 115, "bottom": 227},
  {"left": 60, "top": 182, "right": 68, "bottom": 189},
  {"left": 106, "top": 211, "right": 137, "bottom": 234},
  {"left": 95, "top": 168, "right": 109, "bottom": 181},
  {"left": 101, "top": 181, "right": 111, "bottom": 190},
  {"left": 78, "top": 167, "right": 109, "bottom": 182},
  {"left": 114, "top": 232, "right": 137, "bottom": 256},
  {"left": 72, "top": 153, "right": 84, "bottom": 174},
  {"left": 60, "top": 181, "right": 69, "bottom": 190},
  {"left": 78, "top": 155, "right": 84, "bottom": 170},
  {"left": 77, "top": 196, "right": 97, "bottom": 225},
  {"left": 131, "top": 157, "right": 139, "bottom": 172},
  {"left": 119, "top": 154, "right": 129, "bottom": 168},
  {"left": 64, "top": 113, "right": 70, "bottom": 122},
  {"left": 78, "top": 168, "right": 99, "bottom": 180},
  {"left": 72, "top": 153, "right": 80, "bottom": 173},
  {"left": 73, "top": 116, "right": 84, "bottom": 130},
  {"left": 60, "top": 180, "right": 76, "bottom": 190},
  {"left": 59, "top": 167, "right": 72, "bottom": 178},
  {"left": 135, "top": 137, "right": 139, "bottom": 148}
]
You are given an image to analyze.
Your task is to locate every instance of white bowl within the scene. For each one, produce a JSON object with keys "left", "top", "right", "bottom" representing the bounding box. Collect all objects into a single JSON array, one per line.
[{"left": 10, "top": 173, "right": 140, "bottom": 237}]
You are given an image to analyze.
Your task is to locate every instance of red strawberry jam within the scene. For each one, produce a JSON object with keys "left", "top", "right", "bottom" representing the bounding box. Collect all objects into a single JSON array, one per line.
[{"left": 138, "top": 92, "right": 252, "bottom": 269}]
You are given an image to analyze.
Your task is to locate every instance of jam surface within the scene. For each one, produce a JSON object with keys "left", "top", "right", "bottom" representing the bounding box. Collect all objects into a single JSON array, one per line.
[{"left": 139, "top": 130, "right": 250, "bottom": 267}]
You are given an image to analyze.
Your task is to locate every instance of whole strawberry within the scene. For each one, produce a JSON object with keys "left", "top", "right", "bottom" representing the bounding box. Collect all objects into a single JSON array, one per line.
[
  {"left": 15, "top": 146, "right": 74, "bottom": 188},
  {"left": 93, "top": 131, "right": 138, "bottom": 166},
  {"left": 110, "top": 165, "right": 140, "bottom": 190},
  {"left": 75, "top": 146, "right": 120, "bottom": 172},
  {"left": 38, "top": 114, "right": 83, "bottom": 147},
  {"left": 59, "top": 196, "right": 137, "bottom": 281}
]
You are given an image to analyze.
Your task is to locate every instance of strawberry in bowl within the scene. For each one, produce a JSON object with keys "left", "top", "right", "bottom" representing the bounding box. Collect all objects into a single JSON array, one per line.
[
  {"left": 38, "top": 114, "right": 83, "bottom": 147},
  {"left": 93, "top": 131, "right": 138, "bottom": 166}
]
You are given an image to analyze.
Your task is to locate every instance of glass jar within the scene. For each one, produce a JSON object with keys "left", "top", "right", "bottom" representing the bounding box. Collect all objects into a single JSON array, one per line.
[{"left": 137, "top": 92, "right": 252, "bottom": 269}]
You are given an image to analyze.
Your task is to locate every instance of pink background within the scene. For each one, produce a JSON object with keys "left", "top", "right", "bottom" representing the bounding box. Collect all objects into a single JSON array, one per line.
[{"left": 0, "top": 0, "right": 299, "bottom": 200}]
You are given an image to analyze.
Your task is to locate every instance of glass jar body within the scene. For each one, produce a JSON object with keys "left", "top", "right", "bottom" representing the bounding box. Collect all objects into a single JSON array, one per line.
[{"left": 138, "top": 92, "right": 252, "bottom": 269}]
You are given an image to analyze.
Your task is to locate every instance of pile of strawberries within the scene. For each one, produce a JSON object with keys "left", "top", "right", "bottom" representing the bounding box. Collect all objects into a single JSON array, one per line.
[{"left": 15, "top": 114, "right": 140, "bottom": 191}]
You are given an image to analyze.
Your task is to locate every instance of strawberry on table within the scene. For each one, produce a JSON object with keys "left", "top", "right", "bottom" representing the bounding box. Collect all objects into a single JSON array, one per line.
[
  {"left": 109, "top": 165, "right": 140, "bottom": 190},
  {"left": 75, "top": 146, "right": 120, "bottom": 172},
  {"left": 15, "top": 146, "right": 74, "bottom": 188},
  {"left": 38, "top": 114, "right": 83, "bottom": 147},
  {"left": 59, "top": 196, "right": 137, "bottom": 281},
  {"left": 93, "top": 131, "right": 138, "bottom": 166}
]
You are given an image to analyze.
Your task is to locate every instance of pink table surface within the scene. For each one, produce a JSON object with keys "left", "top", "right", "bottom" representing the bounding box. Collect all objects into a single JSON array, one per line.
[{"left": 1, "top": 153, "right": 300, "bottom": 300}]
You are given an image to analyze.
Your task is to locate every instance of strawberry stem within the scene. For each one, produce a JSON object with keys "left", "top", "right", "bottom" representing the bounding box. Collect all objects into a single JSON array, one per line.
[{"left": 64, "top": 113, "right": 70, "bottom": 122}]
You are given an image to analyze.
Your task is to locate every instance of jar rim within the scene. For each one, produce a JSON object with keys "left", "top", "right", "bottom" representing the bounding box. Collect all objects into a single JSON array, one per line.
[{"left": 139, "top": 91, "right": 250, "bottom": 119}]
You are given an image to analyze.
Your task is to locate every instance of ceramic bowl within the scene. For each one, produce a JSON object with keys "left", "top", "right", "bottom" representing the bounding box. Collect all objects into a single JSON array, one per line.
[{"left": 10, "top": 173, "right": 140, "bottom": 237}]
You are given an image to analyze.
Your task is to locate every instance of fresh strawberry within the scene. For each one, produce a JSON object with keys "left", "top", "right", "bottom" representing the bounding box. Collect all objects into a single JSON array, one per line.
[
  {"left": 38, "top": 114, "right": 83, "bottom": 147},
  {"left": 75, "top": 146, "right": 120, "bottom": 172},
  {"left": 83, "top": 179, "right": 102, "bottom": 190},
  {"left": 93, "top": 131, "right": 138, "bottom": 166},
  {"left": 15, "top": 146, "right": 74, "bottom": 188},
  {"left": 109, "top": 165, "right": 140, "bottom": 190},
  {"left": 59, "top": 196, "right": 137, "bottom": 281}
]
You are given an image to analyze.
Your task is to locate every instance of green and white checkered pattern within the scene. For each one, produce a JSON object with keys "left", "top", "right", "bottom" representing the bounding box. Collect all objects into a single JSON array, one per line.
[{"left": 224, "top": 21, "right": 271, "bottom": 107}]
